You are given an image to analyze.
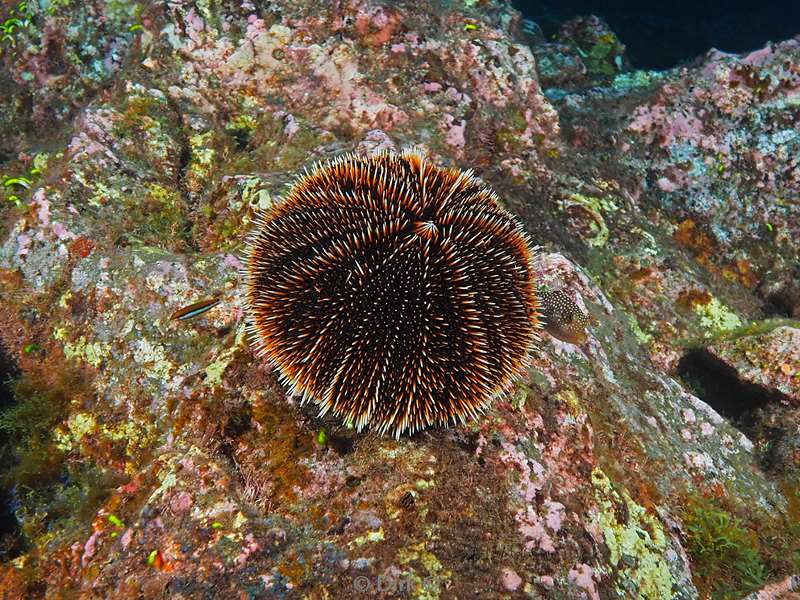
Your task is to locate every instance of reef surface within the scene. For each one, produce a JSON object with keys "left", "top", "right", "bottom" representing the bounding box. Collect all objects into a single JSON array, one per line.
[{"left": 0, "top": 1, "right": 797, "bottom": 598}]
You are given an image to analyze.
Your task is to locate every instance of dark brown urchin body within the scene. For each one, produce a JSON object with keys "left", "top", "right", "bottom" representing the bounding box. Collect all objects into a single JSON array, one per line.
[{"left": 245, "top": 150, "right": 540, "bottom": 436}]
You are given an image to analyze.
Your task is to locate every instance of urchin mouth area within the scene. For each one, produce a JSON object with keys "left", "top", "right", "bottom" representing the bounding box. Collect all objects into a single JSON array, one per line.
[{"left": 412, "top": 220, "right": 438, "bottom": 239}]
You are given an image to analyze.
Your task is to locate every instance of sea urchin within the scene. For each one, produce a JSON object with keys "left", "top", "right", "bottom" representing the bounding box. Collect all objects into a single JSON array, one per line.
[{"left": 245, "top": 150, "right": 540, "bottom": 436}]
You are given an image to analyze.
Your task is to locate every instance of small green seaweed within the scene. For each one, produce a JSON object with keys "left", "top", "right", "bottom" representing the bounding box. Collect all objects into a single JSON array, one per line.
[
  {"left": 3, "top": 176, "right": 31, "bottom": 189},
  {"left": 682, "top": 495, "right": 766, "bottom": 598},
  {"left": 107, "top": 514, "right": 124, "bottom": 528},
  {"left": 2, "top": 153, "right": 48, "bottom": 207},
  {"left": 2, "top": 175, "right": 31, "bottom": 207},
  {"left": 0, "top": 2, "right": 32, "bottom": 46}
]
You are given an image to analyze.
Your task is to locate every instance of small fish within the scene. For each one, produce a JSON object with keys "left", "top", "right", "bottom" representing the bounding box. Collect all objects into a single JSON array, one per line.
[
  {"left": 170, "top": 297, "right": 221, "bottom": 321},
  {"left": 538, "top": 288, "right": 589, "bottom": 345}
]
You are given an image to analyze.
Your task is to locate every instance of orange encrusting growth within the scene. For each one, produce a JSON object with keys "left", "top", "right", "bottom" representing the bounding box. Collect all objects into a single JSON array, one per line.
[{"left": 244, "top": 150, "right": 541, "bottom": 437}]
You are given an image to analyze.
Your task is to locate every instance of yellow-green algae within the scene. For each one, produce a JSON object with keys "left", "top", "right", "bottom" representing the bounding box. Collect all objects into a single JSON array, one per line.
[
  {"left": 187, "top": 131, "right": 217, "bottom": 191},
  {"left": 145, "top": 183, "right": 180, "bottom": 207},
  {"left": 227, "top": 114, "right": 258, "bottom": 133},
  {"left": 349, "top": 528, "right": 385, "bottom": 548},
  {"left": 397, "top": 534, "right": 452, "bottom": 600},
  {"left": 61, "top": 412, "right": 97, "bottom": 443},
  {"left": 560, "top": 192, "right": 619, "bottom": 247},
  {"left": 591, "top": 468, "right": 673, "bottom": 599},
  {"left": 693, "top": 297, "right": 742, "bottom": 336},
  {"left": 628, "top": 313, "right": 654, "bottom": 345},
  {"left": 54, "top": 411, "right": 156, "bottom": 474},
  {"left": 556, "top": 388, "right": 583, "bottom": 416},
  {"left": 205, "top": 325, "right": 247, "bottom": 387},
  {"left": 53, "top": 327, "right": 110, "bottom": 369}
]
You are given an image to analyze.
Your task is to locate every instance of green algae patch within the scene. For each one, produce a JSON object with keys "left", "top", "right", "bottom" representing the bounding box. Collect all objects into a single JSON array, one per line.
[
  {"left": 590, "top": 468, "right": 673, "bottom": 599},
  {"left": 681, "top": 495, "right": 766, "bottom": 598},
  {"left": 123, "top": 183, "right": 187, "bottom": 245},
  {"left": 712, "top": 317, "right": 799, "bottom": 343},
  {"left": 626, "top": 313, "right": 654, "bottom": 345},
  {"left": 239, "top": 176, "right": 274, "bottom": 215},
  {"left": 0, "top": 369, "right": 121, "bottom": 551},
  {"left": 511, "top": 381, "right": 533, "bottom": 412},
  {"left": 0, "top": 372, "right": 76, "bottom": 446},
  {"left": 581, "top": 32, "right": 626, "bottom": 78},
  {"left": 54, "top": 413, "right": 156, "bottom": 473},
  {"left": 678, "top": 486, "right": 800, "bottom": 599},
  {"left": 188, "top": 133, "right": 216, "bottom": 180},
  {"left": 556, "top": 388, "right": 584, "bottom": 416},
  {"left": 611, "top": 70, "right": 668, "bottom": 93}
]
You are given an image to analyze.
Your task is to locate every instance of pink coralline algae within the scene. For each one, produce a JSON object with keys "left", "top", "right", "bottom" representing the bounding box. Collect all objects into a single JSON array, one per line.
[
  {"left": 15, "top": 233, "right": 32, "bottom": 258},
  {"left": 500, "top": 441, "right": 545, "bottom": 502},
  {"left": 515, "top": 502, "right": 565, "bottom": 553},
  {"left": 568, "top": 564, "right": 600, "bottom": 600},
  {"left": 624, "top": 37, "right": 800, "bottom": 261},
  {"left": 176, "top": 11, "right": 410, "bottom": 134},
  {"left": 501, "top": 568, "right": 522, "bottom": 591},
  {"left": 444, "top": 117, "right": 467, "bottom": 148}
]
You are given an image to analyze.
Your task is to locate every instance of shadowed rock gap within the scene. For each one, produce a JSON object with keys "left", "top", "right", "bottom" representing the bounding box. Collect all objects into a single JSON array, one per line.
[
  {"left": 0, "top": 346, "right": 23, "bottom": 560},
  {"left": 677, "top": 348, "right": 783, "bottom": 425},
  {"left": 677, "top": 348, "right": 794, "bottom": 473}
]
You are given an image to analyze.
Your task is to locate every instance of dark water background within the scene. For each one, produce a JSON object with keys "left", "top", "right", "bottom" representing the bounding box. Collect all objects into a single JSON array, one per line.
[{"left": 512, "top": 0, "right": 800, "bottom": 69}]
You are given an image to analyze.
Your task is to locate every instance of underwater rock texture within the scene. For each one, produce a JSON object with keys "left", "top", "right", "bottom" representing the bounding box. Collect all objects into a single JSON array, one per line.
[{"left": 0, "top": 1, "right": 797, "bottom": 598}]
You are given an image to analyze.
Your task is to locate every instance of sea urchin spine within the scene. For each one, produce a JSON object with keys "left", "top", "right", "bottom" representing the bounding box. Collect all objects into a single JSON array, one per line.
[{"left": 245, "top": 150, "right": 540, "bottom": 437}]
